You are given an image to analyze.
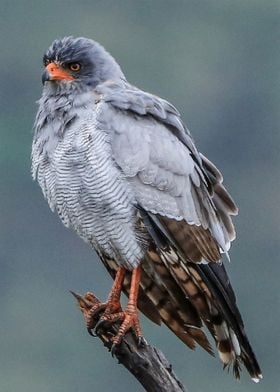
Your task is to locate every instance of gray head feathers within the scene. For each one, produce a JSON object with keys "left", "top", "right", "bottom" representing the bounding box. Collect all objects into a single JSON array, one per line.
[{"left": 43, "top": 36, "right": 125, "bottom": 89}]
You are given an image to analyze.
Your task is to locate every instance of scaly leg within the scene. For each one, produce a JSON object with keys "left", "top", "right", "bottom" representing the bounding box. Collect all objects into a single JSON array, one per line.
[
  {"left": 86, "top": 267, "right": 126, "bottom": 335},
  {"left": 111, "top": 266, "right": 143, "bottom": 346},
  {"left": 86, "top": 266, "right": 143, "bottom": 347}
]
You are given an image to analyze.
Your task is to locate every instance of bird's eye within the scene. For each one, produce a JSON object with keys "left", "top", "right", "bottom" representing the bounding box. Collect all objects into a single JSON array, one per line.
[{"left": 68, "top": 62, "right": 81, "bottom": 72}]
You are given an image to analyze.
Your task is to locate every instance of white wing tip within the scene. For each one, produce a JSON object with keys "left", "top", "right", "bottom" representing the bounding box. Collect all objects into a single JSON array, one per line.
[{"left": 252, "top": 374, "right": 263, "bottom": 383}]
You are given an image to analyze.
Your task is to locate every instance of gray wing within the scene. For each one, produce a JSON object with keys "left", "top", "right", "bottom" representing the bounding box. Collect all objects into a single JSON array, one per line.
[
  {"left": 95, "top": 83, "right": 262, "bottom": 380},
  {"left": 97, "top": 81, "right": 238, "bottom": 262}
]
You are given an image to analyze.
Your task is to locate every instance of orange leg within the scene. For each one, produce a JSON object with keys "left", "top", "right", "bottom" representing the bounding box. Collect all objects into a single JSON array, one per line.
[
  {"left": 89, "top": 266, "right": 143, "bottom": 347},
  {"left": 103, "top": 267, "right": 126, "bottom": 315},
  {"left": 111, "top": 266, "right": 143, "bottom": 346},
  {"left": 86, "top": 267, "right": 126, "bottom": 334}
]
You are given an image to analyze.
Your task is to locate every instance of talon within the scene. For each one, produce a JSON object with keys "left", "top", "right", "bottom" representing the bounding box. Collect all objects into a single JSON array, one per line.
[
  {"left": 93, "top": 318, "right": 107, "bottom": 335},
  {"left": 87, "top": 327, "right": 97, "bottom": 337},
  {"left": 111, "top": 343, "right": 118, "bottom": 357},
  {"left": 137, "top": 336, "right": 147, "bottom": 347}
]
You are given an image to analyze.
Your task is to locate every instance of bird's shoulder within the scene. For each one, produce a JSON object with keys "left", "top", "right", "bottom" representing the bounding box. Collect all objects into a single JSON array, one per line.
[
  {"left": 95, "top": 79, "right": 183, "bottom": 127},
  {"left": 95, "top": 80, "right": 203, "bottom": 165}
]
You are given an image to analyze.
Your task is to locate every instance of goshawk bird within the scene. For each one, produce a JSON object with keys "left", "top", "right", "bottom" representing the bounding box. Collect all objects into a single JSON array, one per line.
[{"left": 32, "top": 36, "right": 262, "bottom": 382}]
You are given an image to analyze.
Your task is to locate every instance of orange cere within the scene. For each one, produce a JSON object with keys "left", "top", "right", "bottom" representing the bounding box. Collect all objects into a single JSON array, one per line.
[{"left": 46, "top": 62, "right": 74, "bottom": 81}]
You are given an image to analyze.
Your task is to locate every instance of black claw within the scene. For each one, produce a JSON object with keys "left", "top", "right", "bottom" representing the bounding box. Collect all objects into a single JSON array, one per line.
[
  {"left": 93, "top": 318, "right": 106, "bottom": 335},
  {"left": 87, "top": 327, "right": 97, "bottom": 337},
  {"left": 111, "top": 343, "right": 118, "bottom": 357},
  {"left": 137, "top": 336, "right": 147, "bottom": 348}
]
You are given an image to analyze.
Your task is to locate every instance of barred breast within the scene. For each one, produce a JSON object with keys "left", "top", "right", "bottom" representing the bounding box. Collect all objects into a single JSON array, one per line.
[{"left": 32, "top": 93, "right": 146, "bottom": 269}]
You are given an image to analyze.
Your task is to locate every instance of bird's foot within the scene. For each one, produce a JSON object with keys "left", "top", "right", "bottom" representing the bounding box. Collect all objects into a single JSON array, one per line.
[
  {"left": 71, "top": 290, "right": 144, "bottom": 349},
  {"left": 109, "top": 303, "right": 143, "bottom": 349},
  {"left": 71, "top": 267, "right": 144, "bottom": 350},
  {"left": 90, "top": 298, "right": 123, "bottom": 336},
  {"left": 70, "top": 291, "right": 106, "bottom": 335}
]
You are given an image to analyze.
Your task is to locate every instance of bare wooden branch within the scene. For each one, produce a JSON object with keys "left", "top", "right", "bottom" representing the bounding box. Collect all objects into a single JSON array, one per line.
[{"left": 71, "top": 291, "right": 187, "bottom": 392}]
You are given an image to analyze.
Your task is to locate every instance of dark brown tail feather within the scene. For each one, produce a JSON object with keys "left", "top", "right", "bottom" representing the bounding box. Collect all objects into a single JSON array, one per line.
[
  {"left": 198, "top": 262, "right": 262, "bottom": 380},
  {"left": 143, "top": 211, "right": 262, "bottom": 381}
]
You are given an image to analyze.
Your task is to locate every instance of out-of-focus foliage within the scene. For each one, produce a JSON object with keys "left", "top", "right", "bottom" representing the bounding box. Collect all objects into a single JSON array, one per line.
[{"left": 0, "top": 1, "right": 279, "bottom": 391}]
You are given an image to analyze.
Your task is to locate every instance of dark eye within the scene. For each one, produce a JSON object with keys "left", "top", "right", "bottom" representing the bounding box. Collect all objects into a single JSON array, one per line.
[
  {"left": 43, "top": 58, "right": 51, "bottom": 66},
  {"left": 68, "top": 62, "right": 81, "bottom": 72}
]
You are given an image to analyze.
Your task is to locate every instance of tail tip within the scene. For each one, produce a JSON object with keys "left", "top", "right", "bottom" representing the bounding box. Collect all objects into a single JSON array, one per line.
[{"left": 252, "top": 373, "right": 263, "bottom": 383}]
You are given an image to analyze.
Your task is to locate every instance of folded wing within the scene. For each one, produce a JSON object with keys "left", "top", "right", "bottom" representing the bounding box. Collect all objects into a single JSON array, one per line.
[{"left": 95, "top": 81, "right": 261, "bottom": 381}]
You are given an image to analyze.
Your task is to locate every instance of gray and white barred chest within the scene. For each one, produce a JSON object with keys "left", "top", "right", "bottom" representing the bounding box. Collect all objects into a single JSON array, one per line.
[{"left": 32, "top": 92, "right": 146, "bottom": 269}]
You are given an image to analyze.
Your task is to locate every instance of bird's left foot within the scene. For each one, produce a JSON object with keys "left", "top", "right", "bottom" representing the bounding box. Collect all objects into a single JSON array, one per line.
[
  {"left": 108, "top": 303, "right": 143, "bottom": 346},
  {"left": 71, "top": 266, "right": 144, "bottom": 349},
  {"left": 110, "top": 307, "right": 146, "bottom": 355}
]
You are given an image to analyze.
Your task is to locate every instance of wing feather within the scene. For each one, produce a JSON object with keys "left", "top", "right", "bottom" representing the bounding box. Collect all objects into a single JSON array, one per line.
[
  {"left": 95, "top": 82, "right": 261, "bottom": 380},
  {"left": 97, "top": 81, "right": 236, "bottom": 255}
]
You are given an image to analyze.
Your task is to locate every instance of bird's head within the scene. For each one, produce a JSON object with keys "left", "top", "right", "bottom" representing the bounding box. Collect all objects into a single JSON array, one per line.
[{"left": 42, "top": 36, "right": 125, "bottom": 92}]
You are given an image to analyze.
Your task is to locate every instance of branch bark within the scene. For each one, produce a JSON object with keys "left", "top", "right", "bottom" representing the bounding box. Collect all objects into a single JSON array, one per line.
[{"left": 71, "top": 291, "right": 187, "bottom": 392}]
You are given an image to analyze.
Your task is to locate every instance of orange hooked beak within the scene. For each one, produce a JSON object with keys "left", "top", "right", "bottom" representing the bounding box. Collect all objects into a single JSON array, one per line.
[{"left": 42, "top": 62, "right": 74, "bottom": 83}]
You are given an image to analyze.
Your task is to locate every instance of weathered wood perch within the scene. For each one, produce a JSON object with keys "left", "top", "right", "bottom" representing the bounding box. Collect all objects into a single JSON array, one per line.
[{"left": 71, "top": 291, "right": 187, "bottom": 392}]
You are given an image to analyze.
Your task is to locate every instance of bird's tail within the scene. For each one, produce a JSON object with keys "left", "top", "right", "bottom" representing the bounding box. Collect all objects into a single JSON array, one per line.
[{"left": 140, "top": 211, "right": 263, "bottom": 382}]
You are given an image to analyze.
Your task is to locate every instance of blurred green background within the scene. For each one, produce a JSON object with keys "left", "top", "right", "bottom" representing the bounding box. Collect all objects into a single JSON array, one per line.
[{"left": 0, "top": 1, "right": 279, "bottom": 391}]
